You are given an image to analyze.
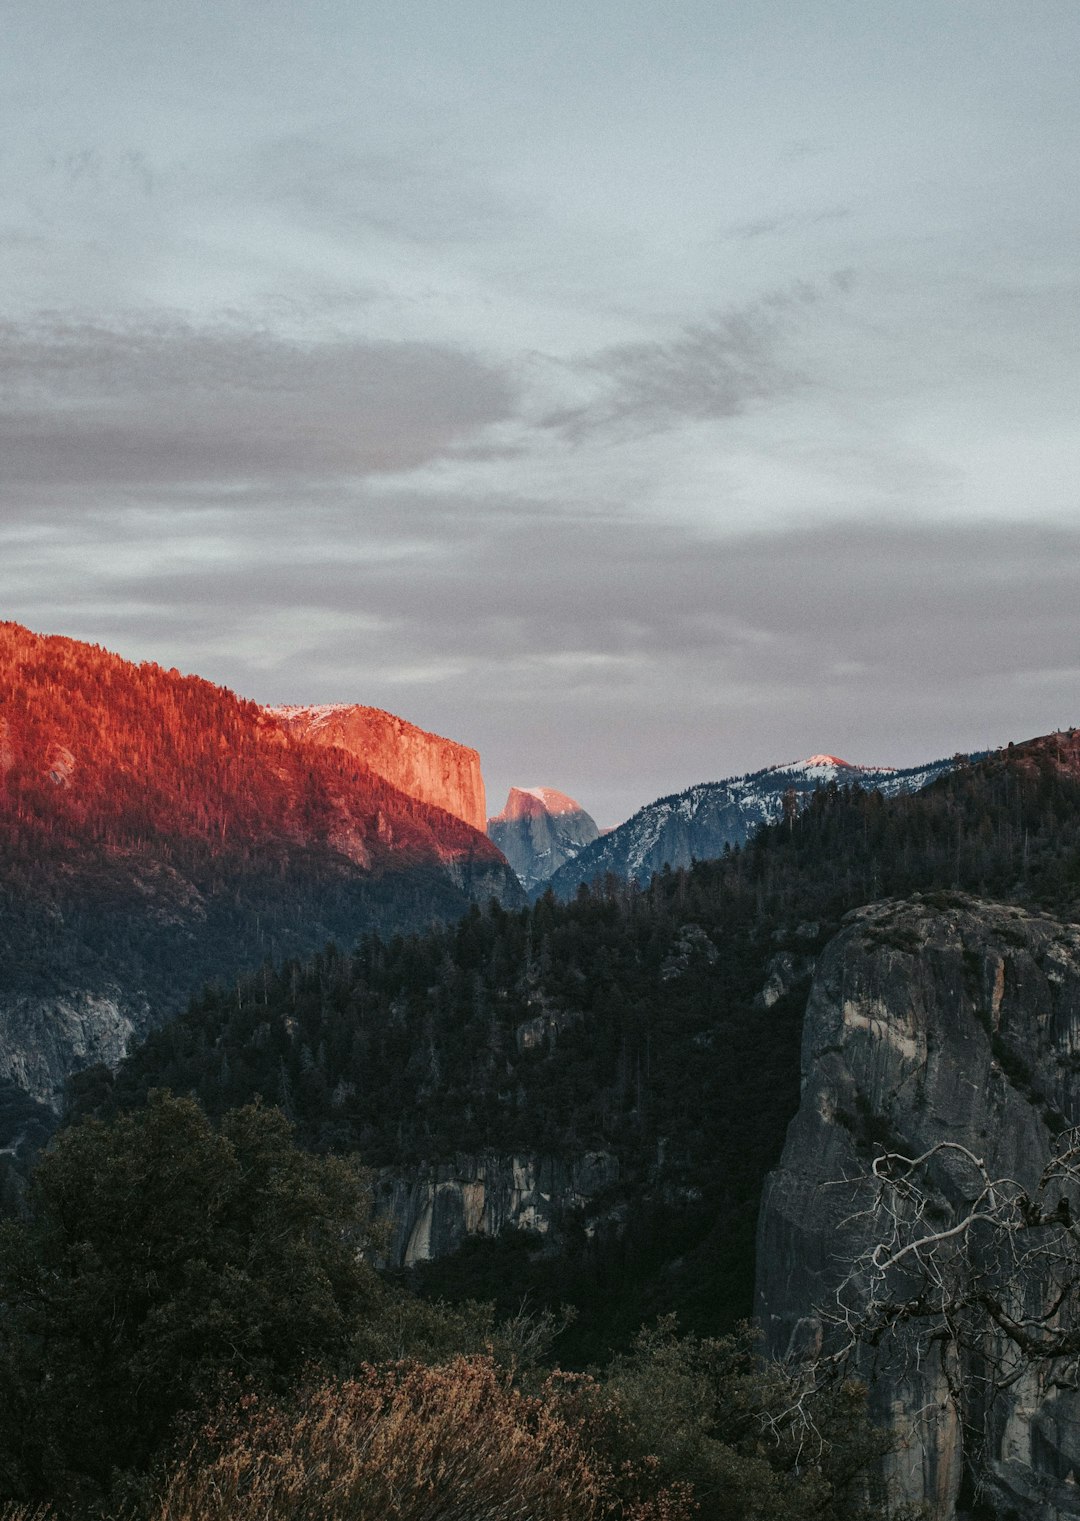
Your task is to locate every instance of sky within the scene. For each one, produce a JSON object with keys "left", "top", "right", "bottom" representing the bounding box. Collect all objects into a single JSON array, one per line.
[{"left": 2, "top": 1, "right": 1080, "bottom": 826}]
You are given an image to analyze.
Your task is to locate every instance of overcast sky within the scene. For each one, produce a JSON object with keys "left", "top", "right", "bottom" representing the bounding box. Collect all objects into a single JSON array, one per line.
[{"left": 3, "top": 1, "right": 1079, "bottom": 824}]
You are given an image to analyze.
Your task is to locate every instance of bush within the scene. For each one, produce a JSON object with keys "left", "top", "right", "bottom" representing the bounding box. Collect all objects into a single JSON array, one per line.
[
  {"left": 597, "top": 1318, "right": 889, "bottom": 1521},
  {"left": 0, "top": 1094, "right": 379, "bottom": 1507},
  {"left": 149, "top": 1356, "right": 695, "bottom": 1521}
]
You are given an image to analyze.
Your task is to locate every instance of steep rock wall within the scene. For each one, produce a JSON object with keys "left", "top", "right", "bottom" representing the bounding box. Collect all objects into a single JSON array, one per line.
[
  {"left": 757, "top": 894, "right": 1080, "bottom": 1519},
  {"left": 487, "top": 787, "right": 600, "bottom": 892},
  {"left": 374, "top": 1150, "right": 619, "bottom": 1268},
  {"left": 0, "top": 988, "right": 153, "bottom": 1111},
  {"left": 270, "top": 704, "right": 487, "bottom": 831}
]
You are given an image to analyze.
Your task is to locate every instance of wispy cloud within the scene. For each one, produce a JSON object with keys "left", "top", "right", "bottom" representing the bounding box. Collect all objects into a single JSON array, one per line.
[
  {"left": 242, "top": 133, "right": 522, "bottom": 248},
  {"left": 538, "top": 281, "right": 835, "bottom": 439},
  {"left": 724, "top": 204, "right": 851, "bottom": 241}
]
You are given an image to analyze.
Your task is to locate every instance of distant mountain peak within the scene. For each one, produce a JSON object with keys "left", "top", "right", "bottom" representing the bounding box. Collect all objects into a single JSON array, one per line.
[
  {"left": 798, "top": 753, "right": 853, "bottom": 769},
  {"left": 542, "top": 750, "right": 966, "bottom": 899},
  {"left": 488, "top": 786, "right": 599, "bottom": 890},
  {"left": 492, "top": 786, "right": 585, "bottom": 822}
]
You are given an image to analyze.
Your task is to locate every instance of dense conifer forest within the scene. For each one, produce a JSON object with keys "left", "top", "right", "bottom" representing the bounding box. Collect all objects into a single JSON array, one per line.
[
  {"left": 74, "top": 732, "right": 1080, "bottom": 1363},
  {"left": 0, "top": 623, "right": 517, "bottom": 1151},
  {"left": 6, "top": 727, "right": 1080, "bottom": 1515}
]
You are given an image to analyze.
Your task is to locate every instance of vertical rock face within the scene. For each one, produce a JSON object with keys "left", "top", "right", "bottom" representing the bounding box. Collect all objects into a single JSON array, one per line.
[
  {"left": 269, "top": 704, "right": 487, "bottom": 831},
  {"left": 0, "top": 623, "right": 519, "bottom": 1136},
  {"left": 0, "top": 991, "right": 152, "bottom": 1113},
  {"left": 374, "top": 1150, "right": 620, "bottom": 1267},
  {"left": 756, "top": 894, "right": 1080, "bottom": 1519},
  {"left": 487, "top": 787, "right": 600, "bottom": 892}
]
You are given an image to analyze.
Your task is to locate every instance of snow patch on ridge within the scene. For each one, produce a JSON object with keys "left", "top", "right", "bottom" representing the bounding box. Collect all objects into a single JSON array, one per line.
[
  {"left": 265, "top": 703, "right": 353, "bottom": 731},
  {"left": 546, "top": 751, "right": 966, "bottom": 890}
]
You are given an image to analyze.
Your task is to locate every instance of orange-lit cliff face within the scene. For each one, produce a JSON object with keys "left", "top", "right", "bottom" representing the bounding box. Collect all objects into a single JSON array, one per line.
[
  {"left": 487, "top": 785, "right": 600, "bottom": 892},
  {"left": 490, "top": 786, "right": 583, "bottom": 823},
  {"left": 0, "top": 621, "right": 519, "bottom": 1119},
  {"left": 0, "top": 621, "right": 501, "bottom": 870},
  {"left": 269, "top": 704, "right": 487, "bottom": 832}
]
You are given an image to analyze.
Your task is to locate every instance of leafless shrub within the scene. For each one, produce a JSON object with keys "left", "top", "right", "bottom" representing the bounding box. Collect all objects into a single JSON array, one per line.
[{"left": 149, "top": 1354, "right": 695, "bottom": 1521}]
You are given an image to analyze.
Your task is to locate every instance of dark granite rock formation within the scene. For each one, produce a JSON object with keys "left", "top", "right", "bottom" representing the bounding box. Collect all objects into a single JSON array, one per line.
[{"left": 757, "top": 893, "right": 1080, "bottom": 1518}]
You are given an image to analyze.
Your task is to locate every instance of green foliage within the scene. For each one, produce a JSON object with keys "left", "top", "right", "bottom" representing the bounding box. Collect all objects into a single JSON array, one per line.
[
  {"left": 598, "top": 1318, "right": 889, "bottom": 1521},
  {"left": 0, "top": 1097, "right": 890, "bottom": 1521},
  {"left": 69, "top": 741, "right": 1080, "bottom": 1363},
  {"left": 0, "top": 1093, "right": 380, "bottom": 1508},
  {"left": 77, "top": 883, "right": 801, "bottom": 1358}
]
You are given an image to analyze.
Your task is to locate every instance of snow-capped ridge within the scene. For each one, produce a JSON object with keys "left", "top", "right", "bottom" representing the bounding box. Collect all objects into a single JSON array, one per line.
[
  {"left": 794, "top": 753, "right": 852, "bottom": 770},
  {"left": 771, "top": 754, "right": 898, "bottom": 778},
  {"left": 542, "top": 750, "right": 971, "bottom": 899}
]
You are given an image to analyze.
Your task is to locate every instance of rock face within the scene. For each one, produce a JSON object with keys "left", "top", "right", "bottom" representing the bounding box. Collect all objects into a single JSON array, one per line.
[
  {"left": 270, "top": 704, "right": 487, "bottom": 832},
  {"left": 0, "top": 622, "right": 520, "bottom": 1137},
  {"left": 0, "top": 990, "right": 152, "bottom": 1113},
  {"left": 546, "top": 754, "right": 963, "bottom": 898},
  {"left": 487, "top": 787, "right": 600, "bottom": 892},
  {"left": 374, "top": 1150, "right": 620, "bottom": 1268},
  {"left": 757, "top": 893, "right": 1080, "bottom": 1519}
]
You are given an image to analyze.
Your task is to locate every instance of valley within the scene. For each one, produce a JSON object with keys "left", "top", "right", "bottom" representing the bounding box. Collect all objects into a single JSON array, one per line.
[{"left": 4, "top": 623, "right": 1080, "bottom": 1517}]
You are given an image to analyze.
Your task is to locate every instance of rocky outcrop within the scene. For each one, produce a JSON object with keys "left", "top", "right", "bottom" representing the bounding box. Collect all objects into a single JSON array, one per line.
[
  {"left": 660, "top": 923, "right": 720, "bottom": 982},
  {"left": 0, "top": 989, "right": 152, "bottom": 1111},
  {"left": 756, "top": 893, "right": 1080, "bottom": 1519},
  {"left": 753, "top": 948, "right": 817, "bottom": 1009},
  {"left": 270, "top": 703, "right": 487, "bottom": 831},
  {"left": 487, "top": 787, "right": 600, "bottom": 893},
  {"left": 375, "top": 1150, "right": 620, "bottom": 1268},
  {"left": 0, "top": 622, "right": 520, "bottom": 1146}
]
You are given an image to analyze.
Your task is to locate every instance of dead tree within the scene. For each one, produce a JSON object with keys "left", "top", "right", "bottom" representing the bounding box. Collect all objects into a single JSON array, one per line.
[{"left": 802, "top": 1126, "right": 1080, "bottom": 1488}]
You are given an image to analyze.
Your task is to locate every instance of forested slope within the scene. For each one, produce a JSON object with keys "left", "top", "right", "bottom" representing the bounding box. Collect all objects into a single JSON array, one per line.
[
  {"left": 78, "top": 731, "right": 1080, "bottom": 1361},
  {"left": 0, "top": 622, "right": 518, "bottom": 1142}
]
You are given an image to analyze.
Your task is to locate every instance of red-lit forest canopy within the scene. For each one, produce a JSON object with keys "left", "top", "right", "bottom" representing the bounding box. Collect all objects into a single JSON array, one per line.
[{"left": 0, "top": 622, "right": 498, "bottom": 870}]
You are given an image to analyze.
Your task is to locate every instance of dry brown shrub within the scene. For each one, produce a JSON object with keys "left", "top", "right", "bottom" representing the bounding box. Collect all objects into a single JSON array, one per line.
[{"left": 151, "top": 1355, "right": 695, "bottom": 1521}]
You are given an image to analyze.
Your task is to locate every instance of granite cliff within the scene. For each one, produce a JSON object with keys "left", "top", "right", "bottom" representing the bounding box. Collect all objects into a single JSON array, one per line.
[
  {"left": 757, "top": 894, "right": 1080, "bottom": 1519},
  {"left": 270, "top": 703, "right": 487, "bottom": 832},
  {"left": 0, "top": 622, "right": 519, "bottom": 1136},
  {"left": 487, "top": 786, "right": 600, "bottom": 892},
  {"left": 375, "top": 1150, "right": 620, "bottom": 1268}
]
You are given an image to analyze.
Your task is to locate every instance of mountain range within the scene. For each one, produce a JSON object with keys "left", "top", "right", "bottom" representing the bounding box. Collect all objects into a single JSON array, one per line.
[
  {"left": 0, "top": 621, "right": 519, "bottom": 1145},
  {"left": 0, "top": 621, "right": 989, "bottom": 1146},
  {"left": 8, "top": 618, "right": 1080, "bottom": 1511},
  {"left": 542, "top": 752, "right": 967, "bottom": 898}
]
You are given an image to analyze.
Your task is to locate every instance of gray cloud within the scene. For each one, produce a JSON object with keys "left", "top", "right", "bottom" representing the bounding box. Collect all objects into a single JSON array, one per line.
[
  {"left": 3, "top": 2, "right": 1079, "bottom": 825},
  {"left": 243, "top": 133, "right": 522, "bottom": 248},
  {"left": 6, "top": 501, "right": 1079, "bottom": 824},
  {"left": 540, "top": 282, "right": 833, "bottom": 439},
  {"left": 43, "top": 147, "right": 156, "bottom": 199},
  {"left": 0, "top": 318, "right": 516, "bottom": 492}
]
